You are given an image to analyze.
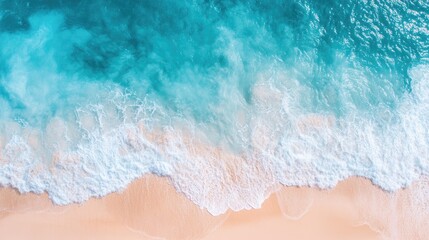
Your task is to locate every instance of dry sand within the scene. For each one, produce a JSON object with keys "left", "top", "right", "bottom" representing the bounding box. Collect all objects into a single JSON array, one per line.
[{"left": 0, "top": 175, "right": 427, "bottom": 240}]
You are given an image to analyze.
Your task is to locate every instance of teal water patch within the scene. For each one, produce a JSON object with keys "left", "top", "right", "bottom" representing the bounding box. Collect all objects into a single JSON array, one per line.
[{"left": 1, "top": 0, "right": 427, "bottom": 123}]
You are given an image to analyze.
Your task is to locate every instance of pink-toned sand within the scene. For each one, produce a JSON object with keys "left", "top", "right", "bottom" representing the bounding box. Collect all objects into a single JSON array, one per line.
[{"left": 0, "top": 175, "right": 427, "bottom": 240}]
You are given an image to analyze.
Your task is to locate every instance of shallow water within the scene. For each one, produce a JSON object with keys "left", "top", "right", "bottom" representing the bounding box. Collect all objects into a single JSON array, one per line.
[{"left": 0, "top": 0, "right": 428, "bottom": 215}]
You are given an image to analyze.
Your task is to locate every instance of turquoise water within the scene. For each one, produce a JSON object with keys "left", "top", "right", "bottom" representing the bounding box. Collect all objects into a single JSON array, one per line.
[
  {"left": 0, "top": 1, "right": 428, "bottom": 214},
  {"left": 1, "top": 1, "right": 427, "bottom": 122}
]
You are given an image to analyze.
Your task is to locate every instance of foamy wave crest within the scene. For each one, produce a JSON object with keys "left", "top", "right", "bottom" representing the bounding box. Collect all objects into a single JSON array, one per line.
[{"left": 0, "top": 64, "right": 428, "bottom": 215}]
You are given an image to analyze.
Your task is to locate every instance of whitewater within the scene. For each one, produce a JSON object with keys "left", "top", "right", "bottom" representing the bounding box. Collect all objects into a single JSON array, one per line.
[{"left": 0, "top": 0, "right": 428, "bottom": 215}]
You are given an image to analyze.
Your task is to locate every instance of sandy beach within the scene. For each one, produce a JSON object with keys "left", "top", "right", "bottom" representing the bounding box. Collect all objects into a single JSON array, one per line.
[{"left": 0, "top": 175, "right": 426, "bottom": 240}]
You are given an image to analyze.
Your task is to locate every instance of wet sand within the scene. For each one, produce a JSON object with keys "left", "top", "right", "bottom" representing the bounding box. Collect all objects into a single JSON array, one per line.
[{"left": 0, "top": 175, "right": 427, "bottom": 240}]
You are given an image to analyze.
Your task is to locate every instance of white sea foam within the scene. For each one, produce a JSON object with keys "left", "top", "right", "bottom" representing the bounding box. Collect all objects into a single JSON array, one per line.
[{"left": 0, "top": 64, "right": 428, "bottom": 217}]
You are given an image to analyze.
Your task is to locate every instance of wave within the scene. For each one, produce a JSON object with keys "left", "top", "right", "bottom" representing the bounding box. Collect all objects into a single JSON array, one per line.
[{"left": 0, "top": 0, "right": 428, "bottom": 216}]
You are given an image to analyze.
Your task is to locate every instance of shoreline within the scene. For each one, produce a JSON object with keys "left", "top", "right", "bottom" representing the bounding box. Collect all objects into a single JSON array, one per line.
[{"left": 0, "top": 175, "right": 427, "bottom": 240}]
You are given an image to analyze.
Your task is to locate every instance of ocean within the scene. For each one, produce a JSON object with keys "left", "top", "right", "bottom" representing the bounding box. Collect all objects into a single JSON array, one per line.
[{"left": 0, "top": 0, "right": 428, "bottom": 215}]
